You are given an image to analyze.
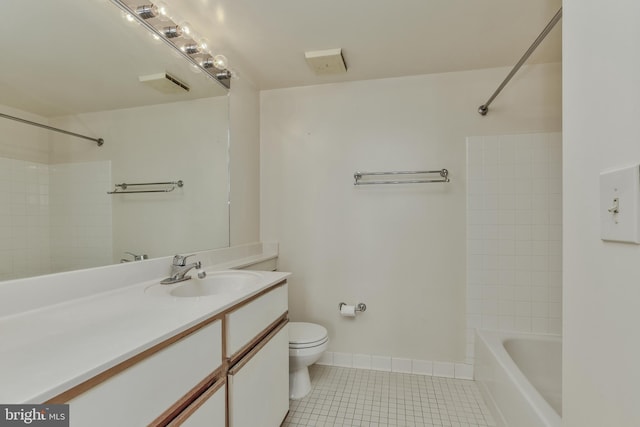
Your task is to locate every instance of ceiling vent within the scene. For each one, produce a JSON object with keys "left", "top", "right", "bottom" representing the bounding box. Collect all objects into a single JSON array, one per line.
[
  {"left": 304, "top": 48, "right": 347, "bottom": 75},
  {"left": 138, "top": 72, "right": 190, "bottom": 93}
]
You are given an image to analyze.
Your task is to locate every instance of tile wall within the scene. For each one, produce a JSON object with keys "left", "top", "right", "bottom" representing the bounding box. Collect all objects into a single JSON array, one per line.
[
  {"left": 466, "top": 132, "right": 562, "bottom": 362},
  {"left": 0, "top": 158, "right": 113, "bottom": 280},
  {"left": 0, "top": 157, "right": 50, "bottom": 280}
]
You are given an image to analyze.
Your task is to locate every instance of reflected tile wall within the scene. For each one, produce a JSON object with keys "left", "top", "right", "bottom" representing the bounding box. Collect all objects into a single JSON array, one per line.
[
  {"left": 0, "top": 157, "right": 51, "bottom": 280},
  {"left": 1, "top": 159, "right": 113, "bottom": 280},
  {"left": 465, "top": 132, "right": 562, "bottom": 363}
]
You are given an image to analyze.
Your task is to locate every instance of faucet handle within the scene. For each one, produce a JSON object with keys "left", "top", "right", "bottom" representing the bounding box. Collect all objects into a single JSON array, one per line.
[
  {"left": 172, "top": 254, "right": 195, "bottom": 266},
  {"left": 125, "top": 251, "right": 148, "bottom": 261}
]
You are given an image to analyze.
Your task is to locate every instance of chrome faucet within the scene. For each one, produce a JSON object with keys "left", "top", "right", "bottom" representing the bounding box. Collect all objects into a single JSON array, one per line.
[
  {"left": 160, "top": 254, "right": 206, "bottom": 285},
  {"left": 120, "top": 251, "right": 149, "bottom": 263}
]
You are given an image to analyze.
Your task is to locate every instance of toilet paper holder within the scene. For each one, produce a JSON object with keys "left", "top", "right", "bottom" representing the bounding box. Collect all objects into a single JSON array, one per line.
[{"left": 338, "top": 302, "right": 367, "bottom": 312}]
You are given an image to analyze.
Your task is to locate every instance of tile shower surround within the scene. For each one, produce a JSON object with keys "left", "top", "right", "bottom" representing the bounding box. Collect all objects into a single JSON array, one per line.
[
  {"left": 466, "top": 132, "right": 562, "bottom": 362},
  {"left": 0, "top": 157, "right": 112, "bottom": 280},
  {"left": 0, "top": 157, "right": 50, "bottom": 279}
]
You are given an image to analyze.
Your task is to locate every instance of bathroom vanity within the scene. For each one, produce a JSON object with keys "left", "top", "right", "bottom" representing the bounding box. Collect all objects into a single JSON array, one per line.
[{"left": 0, "top": 245, "right": 289, "bottom": 427}]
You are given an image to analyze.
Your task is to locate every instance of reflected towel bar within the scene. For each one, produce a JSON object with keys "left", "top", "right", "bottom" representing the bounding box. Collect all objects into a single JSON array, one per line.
[
  {"left": 0, "top": 112, "right": 104, "bottom": 146},
  {"left": 354, "top": 169, "right": 449, "bottom": 185},
  {"left": 108, "top": 180, "right": 184, "bottom": 194}
]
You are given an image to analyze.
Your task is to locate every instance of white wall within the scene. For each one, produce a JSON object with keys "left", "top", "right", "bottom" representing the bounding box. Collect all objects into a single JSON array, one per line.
[
  {"left": 49, "top": 97, "right": 229, "bottom": 262},
  {"left": 466, "top": 132, "right": 562, "bottom": 363},
  {"left": 261, "top": 63, "right": 561, "bottom": 362},
  {"left": 229, "top": 77, "right": 261, "bottom": 245},
  {"left": 0, "top": 105, "right": 49, "bottom": 164},
  {"left": 49, "top": 161, "right": 112, "bottom": 272},
  {"left": 563, "top": 1, "right": 640, "bottom": 425}
]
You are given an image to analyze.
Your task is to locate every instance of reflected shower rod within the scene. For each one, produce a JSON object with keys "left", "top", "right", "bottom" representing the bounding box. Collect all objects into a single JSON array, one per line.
[
  {"left": 478, "top": 7, "right": 562, "bottom": 116},
  {"left": 0, "top": 112, "right": 104, "bottom": 146}
]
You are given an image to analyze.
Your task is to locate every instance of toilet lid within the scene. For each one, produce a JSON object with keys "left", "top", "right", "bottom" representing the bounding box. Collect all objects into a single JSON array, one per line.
[{"left": 289, "top": 322, "right": 328, "bottom": 345}]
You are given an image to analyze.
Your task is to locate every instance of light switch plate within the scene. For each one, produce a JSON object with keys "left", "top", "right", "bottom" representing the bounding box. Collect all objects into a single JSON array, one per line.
[{"left": 600, "top": 164, "right": 640, "bottom": 243}]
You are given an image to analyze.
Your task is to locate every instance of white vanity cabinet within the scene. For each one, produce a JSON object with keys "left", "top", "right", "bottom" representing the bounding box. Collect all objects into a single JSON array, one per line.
[
  {"left": 167, "top": 380, "right": 226, "bottom": 427},
  {"left": 226, "top": 282, "right": 289, "bottom": 427},
  {"left": 48, "top": 279, "right": 289, "bottom": 427},
  {"left": 66, "top": 320, "right": 223, "bottom": 427}
]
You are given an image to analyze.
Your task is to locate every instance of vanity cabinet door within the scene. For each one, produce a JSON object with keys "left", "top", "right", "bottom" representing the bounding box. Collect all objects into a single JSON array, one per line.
[
  {"left": 227, "top": 321, "right": 289, "bottom": 427},
  {"left": 67, "top": 320, "right": 222, "bottom": 427},
  {"left": 167, "top": 380, "right": 226, "bottom": 427},
  {"left": 225, "top": 282, "right": 288, "bottom": 358}
]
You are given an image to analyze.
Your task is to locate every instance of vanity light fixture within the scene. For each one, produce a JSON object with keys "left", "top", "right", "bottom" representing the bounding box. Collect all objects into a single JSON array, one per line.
[
  {"left": 200, "top": 56, "right": 214, "bottom": 69},
  {"left": 109, "top": 0, "right": 232, "bottom": 89},
  {"left": 162, "top": 25, "right": 182, "bottom": 38},
  {"left": 135, "top": 4, "right": 158, "bottom": 19},
  {"left": 181, "top": 43, "right": 199, "bottom": 54},
  {"left": 212, "top": 54, "right": 228, "bottom": 70}
]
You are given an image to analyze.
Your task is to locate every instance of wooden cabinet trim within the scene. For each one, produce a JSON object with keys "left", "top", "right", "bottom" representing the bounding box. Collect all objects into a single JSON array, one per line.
[
  {"left": 228, "top": 311, "right": 289, "bottom": 367},
  {"left": 228, "top": 317, "right": 289, "bottom": 375},
  {"left": 150, "top": 369, "right": 223, "bottom": 427},
  {"left": 45, "top": 279, "right": 286, "bottom": 404},
  {"left": 225, "top": 280, "right": 287, "bottom": 314},
  {"left": 45, "top": 315, "right": 223, "bottom": 404},
  {"left": 163, "top": 376, "right": 226, "bottom": 427}
]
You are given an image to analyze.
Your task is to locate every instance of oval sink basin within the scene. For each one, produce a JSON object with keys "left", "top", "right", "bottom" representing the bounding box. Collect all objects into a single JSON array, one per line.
[{"left": 169, "top": 271, "right": 262, "bottom": 297}]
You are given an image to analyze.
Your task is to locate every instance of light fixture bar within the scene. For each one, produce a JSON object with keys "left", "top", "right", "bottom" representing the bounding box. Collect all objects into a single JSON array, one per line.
[
  {"left": 108, "top": 0, "right": 231, "bottom": 89},
  {"left": 135, "top": 4, "right": 158, "bottom": 19},
  {"left": 162, "top": 25, "right": 182, "bottom": 38}
]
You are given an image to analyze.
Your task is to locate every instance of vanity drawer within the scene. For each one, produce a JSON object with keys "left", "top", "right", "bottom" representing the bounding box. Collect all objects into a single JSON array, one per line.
[
  {"left": 225, "top": 282, "right": 288, "bottom": 358},
  {"left": 67, "top": 320, "right": 222, "bottom": 427},
  {"left": 167, "top": 379, "right": 226, "bottom": 427}
]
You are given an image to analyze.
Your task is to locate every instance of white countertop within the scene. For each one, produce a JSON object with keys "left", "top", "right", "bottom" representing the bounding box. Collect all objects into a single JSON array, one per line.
[{"left": 0, "top": 259, "right": 288, "bottom": 403}]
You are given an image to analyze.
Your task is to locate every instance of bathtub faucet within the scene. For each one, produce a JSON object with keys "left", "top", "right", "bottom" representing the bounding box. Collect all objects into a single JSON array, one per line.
[{"left": 160, "top": 254, "right": 206, "bottom": 285}]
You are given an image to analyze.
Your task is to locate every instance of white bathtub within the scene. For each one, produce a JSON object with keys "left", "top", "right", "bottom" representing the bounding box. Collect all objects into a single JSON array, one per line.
[{"left": 474, "top": 330, "right": 562, "bottom": 427}]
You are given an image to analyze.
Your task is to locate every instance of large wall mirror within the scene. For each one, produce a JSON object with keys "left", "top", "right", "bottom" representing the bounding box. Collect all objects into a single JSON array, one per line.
[{"left": 0, "top": 0, "right": 230, "bottom": 281}]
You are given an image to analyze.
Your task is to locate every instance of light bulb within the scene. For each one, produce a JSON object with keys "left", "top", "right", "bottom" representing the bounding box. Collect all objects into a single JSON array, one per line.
[
  {"left": 179, "top": 21, "right": 193, "bottom": 37},
  {"left": 155, "top": 1, "right": 170, "bottom": 21},
  {"left": 213, "top": 54, "right": 228, "bottom": 70},
  {"left": 197, "top": 38, "right": 210, "bottom": 52}
]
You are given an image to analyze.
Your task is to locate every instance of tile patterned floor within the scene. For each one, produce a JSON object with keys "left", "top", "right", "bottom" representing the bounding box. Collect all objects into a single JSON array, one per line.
[{"left": 282, "top": 365, "right": 496, "bottom": 427}]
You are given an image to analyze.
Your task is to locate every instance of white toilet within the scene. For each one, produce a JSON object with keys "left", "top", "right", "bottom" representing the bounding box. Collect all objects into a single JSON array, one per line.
[{"left": 288, "top": 322, "right": 329, "bottom": 400}]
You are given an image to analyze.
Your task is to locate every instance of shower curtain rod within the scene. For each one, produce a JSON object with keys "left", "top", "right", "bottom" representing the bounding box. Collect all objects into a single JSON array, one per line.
[
  {"left": 478, "top": 7, "right": 562, "bottom": 116},
  {"left": 0, "top": 112, "right": 104, "bottom": 146}
]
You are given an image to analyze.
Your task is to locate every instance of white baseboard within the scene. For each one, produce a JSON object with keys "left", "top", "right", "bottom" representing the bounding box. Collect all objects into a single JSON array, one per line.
[{"left": 316, "top": 352, "right": 474, "bottom": 380}]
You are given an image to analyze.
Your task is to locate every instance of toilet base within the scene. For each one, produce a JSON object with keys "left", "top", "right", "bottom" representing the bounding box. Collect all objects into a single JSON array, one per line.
[{"left": 289, "top": 366, "right": 311, "bottom": 400}]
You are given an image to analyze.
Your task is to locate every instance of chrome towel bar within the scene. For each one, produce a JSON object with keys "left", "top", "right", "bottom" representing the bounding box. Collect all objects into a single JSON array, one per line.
[
  {"left": 354, "top": 169, "right": 449, "bottom": 185},
  {"left": 108, "top": 180, "right": 184, "bottom": 194}
]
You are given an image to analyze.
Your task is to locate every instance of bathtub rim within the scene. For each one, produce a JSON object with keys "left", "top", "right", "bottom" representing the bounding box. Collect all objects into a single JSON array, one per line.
[{"left": 475, "top": 329, "right": 562, "bottom": 427}]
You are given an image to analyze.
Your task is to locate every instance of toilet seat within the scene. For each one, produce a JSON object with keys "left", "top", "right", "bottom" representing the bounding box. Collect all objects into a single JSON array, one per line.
[{"left": 289, "top": 322, "right": 328, "bottom": 349}]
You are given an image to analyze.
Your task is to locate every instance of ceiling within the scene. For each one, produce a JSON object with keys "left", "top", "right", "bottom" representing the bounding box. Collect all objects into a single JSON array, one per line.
[
  {"left": 0, "top": 0, "right": 227, "bottom": 117},
  {"left": 0, "top": 0, "right": 562, "bottom": 117},
  {"left": 178, "top": 0, "right": 563, "bottom": 90}
]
